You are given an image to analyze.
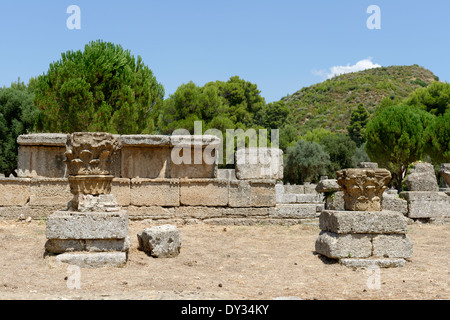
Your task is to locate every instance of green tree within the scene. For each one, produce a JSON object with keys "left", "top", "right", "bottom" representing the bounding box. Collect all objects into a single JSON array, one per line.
[
  {"left": 255, "top": 100, "right": 290, "bottom": 130},
  {"left": 0, "top": 88, "right": 39, "bottom": 176},
  {"left": 347, "top": 104, "right": 370, "bottom": 147},
  {"left": 213, "top": 76, "right": 266, "bottom": 127},
  {"left": 319, "top": 133, "right": 357, "bottom": 177},
  {"left": 34, "top": 40, "right": 164, "bottom": 134},
  {"left": 405, "top": 81, "right": 450, "bottom": 116},
  {"left": 365, "top": 104, "right": 435, "bottom": 189},
  {"left": 284, "top": 139, "right": 330, "bottom": 184},
  {"left": 427, "top": 110, "right": 450, "bottom": 163}
]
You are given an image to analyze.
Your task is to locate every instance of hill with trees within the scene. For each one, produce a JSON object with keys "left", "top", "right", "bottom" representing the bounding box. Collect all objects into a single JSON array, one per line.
[{"left": 280, "top": 65, "right": 439, "bottom": 135}]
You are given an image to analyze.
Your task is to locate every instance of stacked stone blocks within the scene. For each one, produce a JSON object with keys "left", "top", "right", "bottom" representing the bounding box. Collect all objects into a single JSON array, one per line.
[{"left": 315, "top": 168, "right": 413, "bottom": 268}]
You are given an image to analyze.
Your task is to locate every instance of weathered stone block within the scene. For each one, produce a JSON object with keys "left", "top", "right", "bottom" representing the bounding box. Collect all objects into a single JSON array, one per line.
[
  {"left": 111, "top": 178, "right": 131, "bottom": 206},
  {"left": 30, "top": 178, "right": 71, "bottom": 206},
  {"left": 17, "top": 134, "right": 68, "bottom": 178},
  {"left": 235, "top": 148, "right": 283, "bottom": 180},
  {"left": 297, "top": 194, "right": 320, "bottom": 203},
  {"left": 324, "top": 191, "right": 345, "bottom": 211},
  {"left": 217, "top": 169, "right": 236, "bottom": 180},
  {"left": 270, "top": 204, "right": 317, "bottom": 219},
  {"left": 315, "top": 179, "right": 340, "bottom": 193},
  {"left": 372, "top": 234, "right": 413, "bottom": 258},
  {"left": 174, "top": 206, "right": 225, "bottom": 219},
  {"left": 46, "top": 211, "right": 128, "bottom": 240},
  {"left": 404, "top": 162, "right": 439, "bottom": 192},
  {"left": 71, "top": 194, "right": 119, "bottom": 212},
  {"left": 400, "top": 191, "right": 450, "bottom": 218},
  {"left": 303, "top": 183, "right": 318, "bottom": 195},
  {"left": 382, "top": 193, "right": 408, "bottom": 215},
  {"left": 228, "top": 180, "right": 251, "bottom": 207},
  {"left": 315, "top": 231, "right": 372, "bottom": 259},
  {"left": 278, "top": 194, "right": 297, "bottom": 204},
  {"left": 121, "top": 146, "right": 170, "bottom": 179},
  {"left": 169, "top": 135, "right": 219, "bottom": 179},
  {"left": 18, "top": 146, "right": 68, "bottom": 178},
  {"left": 131, "top": 178, "right": 180, "bottom": 207},
  {"left": 284, "top": 185, "right": 304, "bottom": 194},
  {"left": 0, "top": 206, "right": 31, "bottom": 219},
  {"left": 180, "top": 179, "right": 228, "bottom": 207},
  {"left": 339, "top": 258, "right": 406, "bottom": 268},
  {"left": 127, "top": 206, "right": 174, "bottom": 220},
  {"left": 319, "top": 210, "right": 408, "bottom": 234},
  {"left": 54, "top": 252, "right": 127, "bottom": 268},
  {"left": 45, "top": 238, "right": 130, "bottom": 254},
  {"left": 137, "top": 224, "right": 182, "bottom": 258},
  {"left": 0, "top": 178, "right": 30, "bottom": 206},
  {"left": 249, "top": 180, "right": 276, "bottom": 207}
]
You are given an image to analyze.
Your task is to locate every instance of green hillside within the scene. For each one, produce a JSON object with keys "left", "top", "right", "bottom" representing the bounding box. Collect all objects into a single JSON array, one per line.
[{"left": 281, "top": 65, "right": 439, "bottom": 134}]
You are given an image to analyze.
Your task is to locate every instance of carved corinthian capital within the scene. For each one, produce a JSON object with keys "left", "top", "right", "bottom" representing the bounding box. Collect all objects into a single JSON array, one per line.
[
  {"left": 64, "top": 132, "right": 121, "bottom": 196},
  {"left": 336, "top": 168, "right": 391, "bottom": 211}
]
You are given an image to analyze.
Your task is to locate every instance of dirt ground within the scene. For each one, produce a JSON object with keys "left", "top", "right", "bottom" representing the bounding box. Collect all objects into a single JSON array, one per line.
[{"left": 0, "top": 219, "right": 448, "bottom": 300}]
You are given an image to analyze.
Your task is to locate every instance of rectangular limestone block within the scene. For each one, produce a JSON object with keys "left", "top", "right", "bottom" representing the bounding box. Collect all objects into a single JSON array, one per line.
[
  {"left": 174, "top": 206, "right": 225, "bottom": 219},
  {"left": 217, "top": 169, "right": 237, "bottom": 180},
  {"left": 130, "top": 178, "right": 180, "bottom": 207},
  {"left": 169, "top": 135, "right": 220, "bottom": 179},
  {"left": 270, "top": 204, "right": 317, "bottom": 219},
  {"left": 319, "top": 210, "right": 408, "bottom": 234},
  {"left": 278, "top": 194, "right": 297, "bottom": 204},
  {"left": 284, "top": 185, "right": 304, "bottom": 194},
  {"left": 382, "top": 194, "right": 408, "bottom": 215},
  {"left": 235, "top": 148, "right": 283, "bottom": 180},
  {"left": 0, "top": 178, "right": 30, "bottom": 206},
  {"left": 315, "top": 231, "right": 373, "bottom": 259},
  {"left": 111, "top": 178, "right": 131, "bottom": 206},
  {"left": 17, "top": 145, "right": 68, "bottom": 178},
  {"left": 372, "top": 234, "right": 413, "bottom": 259},
  {"left": 45, "top": 237, "right": 130, "bottom": 254},
  {"left": 249, "top": 180, "right": 276, "bottom": 207},
  {"left": 180, "top": 179, "right": 228, "bottom": 206},
  {"left": 228, "top": 180, "right": 251, "bottom": 207},
  {"left": 46, "top": 211, "right": 128, "bottom": 240},
  {"left": 54, "top": 252, "right": 127, "bottom": 268},
  {"left": 30, "top": 178, "right": 71, "bottom": 206},
  {"left": 339, "top": 258, "right": 406, "bottom": 268},
  {"left": 400, "top": 191, "right": 450, "bottom": 218},
  {"left": 127, "top": 206, "right": 175, "bottom": 220},
  {"left": 0, "top": 206, "right": 31, "bottom": 219},
  {"left": 297, "top": 194, "right": 321, "bottom": 203},
  {"left": 121, "top": 146, "right": 170, "bottom": 179}
]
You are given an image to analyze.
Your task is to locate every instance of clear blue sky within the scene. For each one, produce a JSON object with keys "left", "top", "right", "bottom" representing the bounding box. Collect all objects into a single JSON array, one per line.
[{"left": 0, "top": 0, "right": 449, "bottom": 102}]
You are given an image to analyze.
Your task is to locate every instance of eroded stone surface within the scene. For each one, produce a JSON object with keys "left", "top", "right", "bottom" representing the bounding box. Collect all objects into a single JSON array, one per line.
[
  {"left": 319, "top": 210, "right": 408, "bottom": 234},
  {"left": 336, "top": 168, "right": 391, "bottom": 211},
  {"left": 404, "top": 162, "right": 439, "bottom": 192},
  {"left": 137, "top": 224, "right": 181, "bottom": 258}
]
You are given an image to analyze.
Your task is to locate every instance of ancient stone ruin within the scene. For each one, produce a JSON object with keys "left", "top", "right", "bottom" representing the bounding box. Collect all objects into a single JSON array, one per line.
[
  {"left": 399, "top": 162, "right": 450, "bottom": 223},
  {"left": 137, "top": 224, "right": 182, "bottom": 258},
  {"left": 315, "top": 168, "right": 413, "bottom": 268},
  {"left": 45, "top": 132, "right": 129, "bottom": 268},
  {"left": 0, "top": 133, "right": 322, "bottom": 226}
]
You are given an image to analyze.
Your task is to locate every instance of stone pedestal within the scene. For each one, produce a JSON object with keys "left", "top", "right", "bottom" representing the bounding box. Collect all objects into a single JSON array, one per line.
[
  {"left": 316, "top": 210, "right": 412, "bottom": 267},
  {"left": 45, "top": 132, "right": 128, "bottom": 268},
  {"left": 315, "top": 168, "right": 412, "bottom": 268}
]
